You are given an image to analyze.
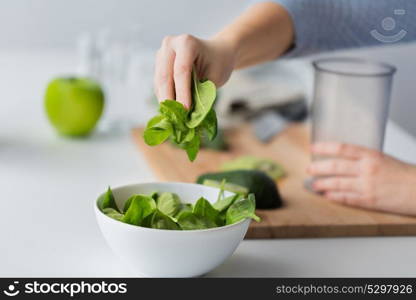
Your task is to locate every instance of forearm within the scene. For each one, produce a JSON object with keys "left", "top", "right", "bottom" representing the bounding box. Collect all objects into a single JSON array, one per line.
[
  {"left": 266, "top": 0, "right": 416, "bottom": 57},
  {"left": 212, "top": 1, "right": 294, "bottom": 69},
  {"left": 215, "top": 0, "right": 416, "bottom": 62}
]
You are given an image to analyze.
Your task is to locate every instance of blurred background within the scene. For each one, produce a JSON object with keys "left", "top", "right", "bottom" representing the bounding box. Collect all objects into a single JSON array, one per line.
[{"left": 1, "top": 0, "right": 415, "bottom": 136}]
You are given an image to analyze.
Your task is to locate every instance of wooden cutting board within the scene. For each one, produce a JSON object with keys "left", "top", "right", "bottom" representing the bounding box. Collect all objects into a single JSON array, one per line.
[{"left": 132, "top": 123, "right": 416, "bottom": 239}]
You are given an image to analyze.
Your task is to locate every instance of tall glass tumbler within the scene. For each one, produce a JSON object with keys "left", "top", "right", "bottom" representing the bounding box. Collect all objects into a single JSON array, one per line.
[
  {"left": 309, "top": 58, "right": 396, "bottom": 185},
  {"left": 312, "top": 58, "right": 396, "bottom": 153}
]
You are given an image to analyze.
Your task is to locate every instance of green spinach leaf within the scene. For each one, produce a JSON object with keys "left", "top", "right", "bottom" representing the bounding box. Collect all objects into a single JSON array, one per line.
[
  {"left": 97, "top": 187, "right": 119, "bottom": 212},
  {"left": 200, "top": 108, "right": 217, "bottom": 140},
  {"left": 177, "top": 211, "right": 217, "bottom": 230},
  {"left": 156, "top": 192, "right": 181, "bottom": 217},
  {"left": 123, "top": 195, "right": 135, "bottom": 213},
  {"left": 159, "top": 100, "right": 201, "bottom": 146},
  {"left": 213, "top": 194, "right": 241, "bottom": 212},
  {"left": 225, "top": 193, "right": 261, "bottom": 225},
  {"left": 193, "top": 197, "right": 221, "bottom": 225},
  {"left": 145, "top": 210, "right": 181, "bottom": 230},
  {"left": 123, "top": 192, "right": 158, "bottom": 213},
  {"left": 218, "top": 210, "right": 227, "bottom": 225},
  {"left": 122, "top": 195, "right": 156, "bottom": 226},
  {"left": 149, "top": 192, "right": 159, "bottom": 201},
  {"left": 187, "top": 70, "right": 216, "bottom": 128},
  {"left": 174, "top": 203, "right": 193, "bottom": 220},
  {"left": 143, "top": 115, "right": 172, "bottom": 146},
  {"left": 181, "top": 128, "right": 201, "bottom": 161},
  {"left": 102, "top": 208, "right": 124, "bottom": 221},
  {"left": 160, "top": 100, "right": 188, "bottom": 129},
  {"left": 143, "top": 72, "right": 217, "bottom": 161}
]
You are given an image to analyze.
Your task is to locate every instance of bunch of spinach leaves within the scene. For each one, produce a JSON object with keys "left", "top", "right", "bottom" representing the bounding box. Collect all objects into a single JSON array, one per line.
[
  {"left": 98, "top": 186, "right": 260, "bottom": 230},
  {"left": 143, "top": 70, "right": 217, "bottom": 161}
]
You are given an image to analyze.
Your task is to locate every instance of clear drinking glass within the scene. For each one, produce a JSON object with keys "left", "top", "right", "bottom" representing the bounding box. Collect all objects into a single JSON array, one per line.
[
  {"left": 77, "top": 25, "right": 153, "bottom": 134},
  {"left": 309, "top": 58, "right": 396, "bottom": 184}
]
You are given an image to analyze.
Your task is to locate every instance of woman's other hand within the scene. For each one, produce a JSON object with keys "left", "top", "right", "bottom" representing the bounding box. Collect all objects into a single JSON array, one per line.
[{"left": 307, "top": 142, "right": 416, "bottom": 216}]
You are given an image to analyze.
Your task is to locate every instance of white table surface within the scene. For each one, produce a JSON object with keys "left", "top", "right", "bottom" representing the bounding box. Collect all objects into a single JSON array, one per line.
[{"left": 1, "top": 51, "right": 416, "bottom": 277}]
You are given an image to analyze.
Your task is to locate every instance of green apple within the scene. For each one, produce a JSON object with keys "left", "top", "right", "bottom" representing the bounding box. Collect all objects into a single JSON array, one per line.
[{"left": 45, "top": 77, "right": 104, "bottom": 137}]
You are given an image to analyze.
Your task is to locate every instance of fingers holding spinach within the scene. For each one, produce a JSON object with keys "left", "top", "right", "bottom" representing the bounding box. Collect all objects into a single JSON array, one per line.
[
  {"left": 153, "top": 34, "right": 236, "bottom": 109},
  {"left": 154, "top": 38, "right": 176, "bottom": 101},
  {"left": 144, "top": 70, "right": 217, "bottom": 161},
  {"left": 154, "top": 34, "right": 199, "bottom": 109}
]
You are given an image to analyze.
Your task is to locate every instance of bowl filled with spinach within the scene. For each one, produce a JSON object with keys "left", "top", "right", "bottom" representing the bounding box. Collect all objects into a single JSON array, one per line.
[{"left": 94, "top": 182, "right": 259, "bottom": 277}]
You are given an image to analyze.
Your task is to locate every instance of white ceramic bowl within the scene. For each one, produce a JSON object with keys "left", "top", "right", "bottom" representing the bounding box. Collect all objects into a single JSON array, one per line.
[{"left": 94, "top": 182, "right": 250, "bottom": 277}]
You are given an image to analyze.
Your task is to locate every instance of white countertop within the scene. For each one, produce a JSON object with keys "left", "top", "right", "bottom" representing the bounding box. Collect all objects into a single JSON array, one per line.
[{"left": 1, "top": 51, "right": 416, "bottom": 277}]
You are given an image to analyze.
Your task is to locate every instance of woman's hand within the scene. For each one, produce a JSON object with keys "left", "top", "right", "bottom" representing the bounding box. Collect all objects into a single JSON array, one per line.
[
  {"left": 154, "top": 34, "right": 236, "bottom": 109},
  {"left": 307, "top": 142, "right": 416, "bottom": 216},
  {"left": 153, "top": 2, "right": 294, "bottom": 109}
]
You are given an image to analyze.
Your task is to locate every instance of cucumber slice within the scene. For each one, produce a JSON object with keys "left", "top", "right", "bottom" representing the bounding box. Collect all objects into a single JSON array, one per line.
[{"left": 202, "top": 179, "right": 249, "bottom": 195}]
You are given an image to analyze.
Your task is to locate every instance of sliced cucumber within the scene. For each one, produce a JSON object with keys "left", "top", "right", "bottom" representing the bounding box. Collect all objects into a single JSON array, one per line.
[{"left": 202, "top": 179, "right": 249, "bottom": 195}]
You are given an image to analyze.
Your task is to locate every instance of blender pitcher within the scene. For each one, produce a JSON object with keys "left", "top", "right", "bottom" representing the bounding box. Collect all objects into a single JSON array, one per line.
[{"left": 309, "top": 58, "right": 396, "bottom": 183}]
